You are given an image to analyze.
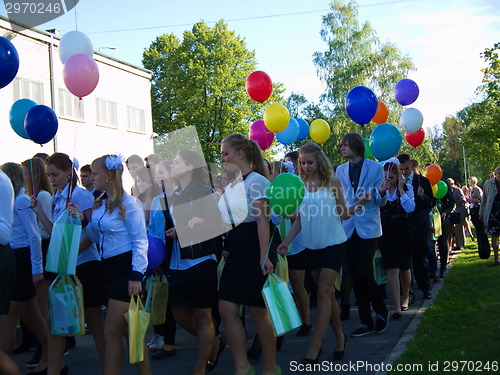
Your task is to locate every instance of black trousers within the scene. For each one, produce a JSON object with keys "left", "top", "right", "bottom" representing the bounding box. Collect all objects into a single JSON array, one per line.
[
  {"left": 411, "top": 234, "right": 431, "bottom": 293},
  {"left": 437, "top": 219, "right": 450, "bottom": 273},
  {"left": 346, "top": 231, "right": 386, "bottom": 328},
  {"left": 471, "top": 213, "right": 489, "bottom": 251}
]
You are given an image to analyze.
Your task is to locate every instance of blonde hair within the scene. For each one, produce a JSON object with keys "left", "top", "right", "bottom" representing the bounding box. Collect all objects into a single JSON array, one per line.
[
  {"left": 222, "top": 134, "right": 270, "bottom": 180},
  {"left": 91, "top": 155, "right": 126, "bottom": 217},
  {"left": 298, "top": 142, "right": 333, "bottom": 187}
]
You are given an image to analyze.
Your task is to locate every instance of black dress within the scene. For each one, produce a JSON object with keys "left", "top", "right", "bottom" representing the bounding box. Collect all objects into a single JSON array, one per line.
[
  {"left": 487, "top": 189, "right": 500, "bottom": 236},
  {"left": 379, "top": 191, "right": 413, "bottom": 270}
]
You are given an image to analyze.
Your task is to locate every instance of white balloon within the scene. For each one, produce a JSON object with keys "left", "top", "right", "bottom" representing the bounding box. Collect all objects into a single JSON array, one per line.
[
  {"left": 59, "top": 31, "right": 93, "bottom": 64},
  {"left": 400, "top": 107, "right": 424, "bottom": 133}
]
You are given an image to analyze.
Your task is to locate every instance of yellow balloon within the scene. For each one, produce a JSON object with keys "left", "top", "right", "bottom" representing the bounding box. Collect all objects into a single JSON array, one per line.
[
  {"left": 309, "top": 119, "right": 331, "bottom": 144},
  {"left": 432, "top": 184, "right": 438, "bottom": 196},
  {"left": 263, "top": 103, "right": 290, "bottom": 133}
]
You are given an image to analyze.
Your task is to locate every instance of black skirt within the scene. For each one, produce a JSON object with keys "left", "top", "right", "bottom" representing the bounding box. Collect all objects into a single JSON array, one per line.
[
  {"left": 102, "top": 251, "right": 133, "bottom": 303},
  {"left": 219, "top": 222, "right": 277, "bottom": 308},
  {"left": 379, "top": 217, "right": 413, "bottom": 270},
  {"left": 76, "top": 260, "right": 107, "bottom": 308},
  {"left": 0, "top": 244, "right": 16, "bottom": 314},
  {"left": 12, "top": 247, "right": 36, "bottom": 302},
  {"left": 287, "top": 250, "right": 306, "bottom": 271},
  {"left": 169, "top": 259, "right": 217, "bottom": 308},
  {"left": 305, "top": 243, "right": 346, "bottom": 272},
  {"left": 41, "top": 238, "right": 57, "bottom": 281}
]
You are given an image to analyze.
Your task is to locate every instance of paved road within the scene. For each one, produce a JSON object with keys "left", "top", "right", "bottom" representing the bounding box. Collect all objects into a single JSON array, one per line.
[{"left": 13, "top": 257, "right": 455, "bottom": 375}]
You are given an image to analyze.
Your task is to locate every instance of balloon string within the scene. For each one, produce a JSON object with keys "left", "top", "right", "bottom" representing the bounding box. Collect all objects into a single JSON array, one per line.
[
  {"left": 29, "top": 158, "right": 35, "bottom": 196},
  {"left": 73, "top": 0, "right": 78, "bottom": 31}
]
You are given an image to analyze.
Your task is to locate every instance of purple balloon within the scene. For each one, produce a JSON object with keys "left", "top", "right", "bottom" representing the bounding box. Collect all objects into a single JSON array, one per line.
[
  {"left": 394, "top": 79, "right": 419, "bottom": 106},
  {"left": 147, "top": 234, "right": 166, "bottom": 269},
  {"left": 249, "top": 119, "right": 274, "bottom": 150}
]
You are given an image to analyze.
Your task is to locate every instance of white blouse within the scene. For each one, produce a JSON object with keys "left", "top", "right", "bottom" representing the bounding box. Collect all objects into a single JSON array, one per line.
[
  {"left": 0, "top": 170, "right": 14, "bottom": 246},
  {"left": 85, "top": 192, "right": 148, "bottom": 276}
]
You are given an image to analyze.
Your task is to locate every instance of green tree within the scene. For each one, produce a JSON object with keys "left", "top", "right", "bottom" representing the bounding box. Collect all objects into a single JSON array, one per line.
[
  {"left": 143, "top": 20, "right": 285, "bottom": 163},
  {"left": 312, "top": 0, "right": 415, "bottom": 162},
  {"left": 459, "top": 42, "right": 500, "bottom": 183}
]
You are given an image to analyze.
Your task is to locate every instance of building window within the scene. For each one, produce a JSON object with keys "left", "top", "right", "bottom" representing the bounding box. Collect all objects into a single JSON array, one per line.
[
  {"left": 13, "top": 77, "right": 44, "bottom": 104},
  {"left": 58, "top": 88, "right": 84, "bottom": 121},
  {"left": 127, "top": 106, "right": 145, "bottom": 133},
  {"left": 96, "top": 98, "right": 117, "bottom": 128}
]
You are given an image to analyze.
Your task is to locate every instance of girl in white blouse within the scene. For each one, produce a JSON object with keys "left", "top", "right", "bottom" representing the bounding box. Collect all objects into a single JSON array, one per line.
[{"left": 75, "top": 154, "right": 151, "bottom": 375}]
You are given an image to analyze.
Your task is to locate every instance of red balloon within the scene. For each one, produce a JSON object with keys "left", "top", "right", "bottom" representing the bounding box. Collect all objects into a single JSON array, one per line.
[
  {"left": 246, "top": 71, "right": 272, "bottom": 103},
  {"left": 405, "top": 128, "right": 425, "bottom": 147}
]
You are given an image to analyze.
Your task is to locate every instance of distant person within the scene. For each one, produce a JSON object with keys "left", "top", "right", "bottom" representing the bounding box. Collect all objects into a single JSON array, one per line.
[
  {"left": 468, "top": 177, "right": 489, "bottom": 255},
  {"left": 284, "top": 151, "right": 299, "bottom": 172},
  {"left": 435, "top": 180, "right": 455, "bottom": 277},
  {"left": 126, "top": 154, "right": 145, "bottom": 196},
  {"left": 480, "top": 166, "right": 500, "bottom": 266},
  {"left": 80, "top": 164, "right": 102, "bottom": 199},
  {"left": 145, "top": 153, "right": 162, "bottom": 171},
  {"left": 447, "top": 178, "right": 467, "bottom": 250}
]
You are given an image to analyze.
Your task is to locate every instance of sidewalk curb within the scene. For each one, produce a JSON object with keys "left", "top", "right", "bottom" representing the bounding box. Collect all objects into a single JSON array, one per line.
[{"left": 375, "top": 250, "right": 459, "bottom": 375}]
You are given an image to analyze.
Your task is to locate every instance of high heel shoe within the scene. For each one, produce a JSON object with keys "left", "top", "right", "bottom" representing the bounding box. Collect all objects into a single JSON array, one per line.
[
  {"left": 301, "top": 347, "right": 322, "bottom": 365},
  {"left": 333, "top": 333, "right": 347, "bottom": 360}
]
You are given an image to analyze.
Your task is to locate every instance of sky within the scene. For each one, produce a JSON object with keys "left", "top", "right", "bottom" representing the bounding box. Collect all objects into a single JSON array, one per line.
[{"left": 1, "top": 0, "right": 499, "bottom": 131}]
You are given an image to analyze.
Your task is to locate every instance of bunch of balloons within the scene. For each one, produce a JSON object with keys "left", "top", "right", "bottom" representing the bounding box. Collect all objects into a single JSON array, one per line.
[
  {"left": 426, "top": 164, "right": 448, "bottom": 199},
  {"left": 60, "top": 31, "right": 99, "bottom": 98},
  {"left": 394, "top": 78, "right": 426, "bottom": 147}
]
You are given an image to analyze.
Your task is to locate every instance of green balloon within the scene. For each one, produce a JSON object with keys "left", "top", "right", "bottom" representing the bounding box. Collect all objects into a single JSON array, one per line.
[
  {"left": 364, "top": 138, "right": 373, "bottom": 158},
  {"left": 434, "top": 180, "right": 448, "bottom": 199},
  {"left": 268, "top": 173, "right": 305, "bottom": 216}
]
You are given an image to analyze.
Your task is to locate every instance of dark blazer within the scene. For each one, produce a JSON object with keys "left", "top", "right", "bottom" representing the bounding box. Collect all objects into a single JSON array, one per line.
[
  {"left": 437, "top": 180, "right": 455, "bottom": 221},
  {"left": 409, "top": 173, "right": 435, "bottom": 238}
]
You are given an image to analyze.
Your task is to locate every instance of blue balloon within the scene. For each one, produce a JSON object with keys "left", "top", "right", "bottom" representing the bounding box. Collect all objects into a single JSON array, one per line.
[
  {"left": 369, "top": 123, "right": 402, "bottom": 161},
  {"left": 0, "top": 37, "right": 20, "bottom": 89},
  {"left": 147, "top": 234, "right": 166, "bottom": 269},
  {"left": 345, "top": 86, "right": 378, "bottom": 125},
  {"left": 276, "top": 117, "right": 299, "bottom": 145},
  {"left": 24, "top": 105, "right": 59, "bottom": 145},
  {"left": 10, "top": 99, "right": 38, "bottom": 139},
  {"left": 296, "top": 118, "right": 309, "bottom": 141}
]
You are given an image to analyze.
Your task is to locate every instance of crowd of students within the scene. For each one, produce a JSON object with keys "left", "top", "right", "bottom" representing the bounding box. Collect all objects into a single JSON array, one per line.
[{"left": 0, "top": 132, "right": 498, "bottom": 375}]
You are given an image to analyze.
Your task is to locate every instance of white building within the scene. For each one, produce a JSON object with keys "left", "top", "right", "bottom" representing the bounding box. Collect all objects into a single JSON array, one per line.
[{"left": 0, "top": 15, "right": 154, "bottom": 175}]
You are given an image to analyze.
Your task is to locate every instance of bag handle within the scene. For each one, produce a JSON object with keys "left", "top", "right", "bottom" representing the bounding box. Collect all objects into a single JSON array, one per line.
[
  {"left": 222, "top": 192, "right": 236, "bottom": 230},
  {"left": 261, "top": 225, "right": 278, "bottom": 271}
]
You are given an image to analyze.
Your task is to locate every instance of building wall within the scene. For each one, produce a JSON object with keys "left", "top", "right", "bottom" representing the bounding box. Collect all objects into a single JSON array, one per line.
[{"left": 0, "top": 18, "right": 154, "bottom": 186}]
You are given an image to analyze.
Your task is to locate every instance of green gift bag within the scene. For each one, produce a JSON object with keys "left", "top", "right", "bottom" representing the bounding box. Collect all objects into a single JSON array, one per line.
[
  {"left": 46, "top": 209, "right": 81, "bottom": 275},
  {"left": 217, "top": 257, "right": 226, "bottom": 289},
  {"left": 49, "top": 274, "right": 85, "bottom": 336},
  {"left": 144, "top": 276, "right": 169, "bottom": 326},
  {"left": 373, "top": 249, "right": 387, "bottom": 285},
  {"left": 124, "top": 295, "right": 150, "bottom": 364},
  {"left": 433, "top": 207, "right": 442, "bottom": 238},
  {"left": 275, "top": 254, "right": 289, "bottom": 285},
  {"left": 261, "top": 273, "right": 302, "bottom": 336}
]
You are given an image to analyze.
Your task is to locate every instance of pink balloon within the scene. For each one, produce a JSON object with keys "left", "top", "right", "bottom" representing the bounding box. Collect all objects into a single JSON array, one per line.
[
  {"left": 63, "top": 54, "right": 99, "bottom": 98},
  {"left": 249, "top": 120, "right": 274, "bottom": 150}
]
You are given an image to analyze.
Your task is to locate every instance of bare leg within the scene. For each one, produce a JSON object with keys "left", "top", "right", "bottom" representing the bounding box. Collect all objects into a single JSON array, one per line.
[
  {"left": 248, "top": 306, "right": 277, "bottom": 375},
  {"left": 22, "top": 298, "right": 49, "bottom": 371},
  {"left": 0, "top": 350, "right": 22, "bottom": 375},
  {"left": 400, "top": 269, "right": 412, "bottom": 308},
  {"left": 192, "top": 308, "right": 215, "bottom": 375},
  {"left": 219, "top": 300, "right": 251, "bottom": 375},
  {"left": 492, "top": 235, "right": 499, "bottom": 264},
  {"left": 0, "top": 301, "right": 25, "bottom": 353},
  {"left": 289, "top": 269, "right": 311, "bottom": 325},
  {"left": 85, "top": 306, "right": 105, "bottom": 368}
]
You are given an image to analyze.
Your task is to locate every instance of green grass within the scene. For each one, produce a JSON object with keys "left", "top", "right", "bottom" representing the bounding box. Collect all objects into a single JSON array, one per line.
[{"left": 389, "top": 241, "right": 500, "bottom": 374}]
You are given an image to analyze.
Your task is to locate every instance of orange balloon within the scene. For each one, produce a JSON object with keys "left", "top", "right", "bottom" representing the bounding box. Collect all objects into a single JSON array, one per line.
[
  {"left": 426, "top": 164, "right": 443, "bottom": 186},
  {"left": 372, "top": 100, "right": 389, "bottom": 125}
]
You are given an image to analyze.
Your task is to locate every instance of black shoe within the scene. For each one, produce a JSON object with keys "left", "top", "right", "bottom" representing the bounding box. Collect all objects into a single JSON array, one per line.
[
  {"left": 296, "top": 324, "right": 312, "bottom": 337},
  {"left": 340, "top": 304, "right": 350, "bottom": 321},
  {"left": 392, "top": 312, "right": 402, "bottom": 320},
  {"left": 350, "top": 325, "right": 373, "bottom": 337},
  {"left": 206, "top": 339, "right": 225, "bottom": 372},
  {"left": 333, "top": 334, "right": 346, "bottom": 360},
  {"left": 401, "top": 306, "right": 409, "bottom": 311},
  {"left": 152, "top": 347, "right": 177, "bottom": 360},
  {"left": 12, "top": 341, "right": 34, "bottom": 354},
  {"left": 374, "top": 310, "right": 389, "bottom": 333},
  {"left": 301, "top": 347, "right": 322, "bottom": 365},
  {"left": 423, "top": 291, "right": 432, "bottom": 299}
]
